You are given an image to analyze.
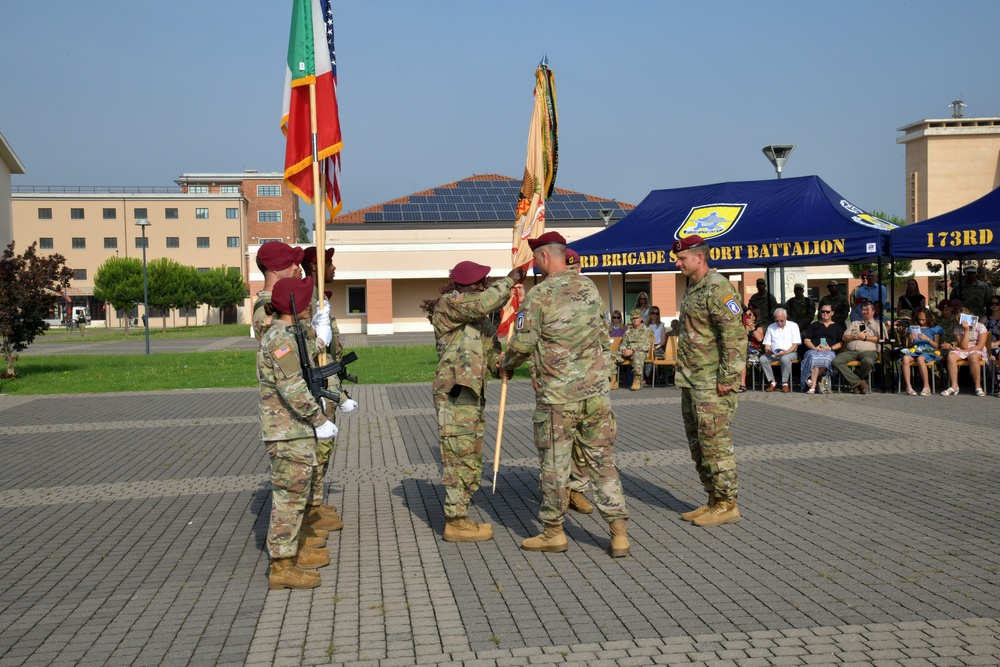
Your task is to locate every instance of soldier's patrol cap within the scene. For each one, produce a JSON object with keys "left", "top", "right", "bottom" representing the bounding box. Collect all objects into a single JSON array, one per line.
[
  {"left": 301, "top": 246, "right": 335, "bottom": 266},
  {"left": 258, "top": 242, "right": 304, "bottom": 271},
  {"left": 756, "top": 278, "right": 767, "bottom": 286},
  {"left": 826, "top": 280, "right": 838, "bottom": 287},
  {"left": 565, "top": 248, "right": 580, "bottom": 265},
  {"left": 964, "top": 265, "right": 977, "bottom": 273},
  {"left": 271, "top": 277, "right": 314, "bottom": 315},
  {"left": 629, "top": 308, "right": 643, "bottom": 319},
  {"left": 528, "top": 231, "right": 567, "bottom": 250},
  {"left": 449, "top": 260, "right": 491, "bottom": 286},
  {"left": 672, "top": 235, "right": 707, "bottom": 253},
  {"left": 794, "top": 283, "right": 804, "bottom": 290}
]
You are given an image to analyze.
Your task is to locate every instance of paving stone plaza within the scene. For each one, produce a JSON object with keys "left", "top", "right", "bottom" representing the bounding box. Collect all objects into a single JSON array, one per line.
[{"left": 1, "top": 354, "right": 998, "bottom": 665}]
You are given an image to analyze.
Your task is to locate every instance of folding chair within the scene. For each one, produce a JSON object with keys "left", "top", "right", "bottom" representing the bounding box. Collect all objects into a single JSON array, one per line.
[
  {"left": 950, "top": 331, "right": 991, "bottom": 392},
  {"left": 650, "top": 336, "right": 678, "bottom": 388}
]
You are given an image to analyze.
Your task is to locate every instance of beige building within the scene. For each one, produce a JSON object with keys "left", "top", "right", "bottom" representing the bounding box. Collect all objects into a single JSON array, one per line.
[{"left": 1, "top": 131, "right": 26, "bottom": 247}]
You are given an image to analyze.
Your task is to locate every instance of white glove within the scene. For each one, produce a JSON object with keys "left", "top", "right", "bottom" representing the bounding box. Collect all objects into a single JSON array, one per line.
[
  {"left": 315, "top": 420, "right": 338, "bottom": 439},
  {"left": 339, "top": 398, "right": 358, "bottom": 413},
  {"left": 311, "top": 303, "right": 333, "bottom": 346}
]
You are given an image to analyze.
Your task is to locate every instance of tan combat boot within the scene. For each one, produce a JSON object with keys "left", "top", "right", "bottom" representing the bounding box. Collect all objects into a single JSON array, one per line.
[
  {"left": 269, "top": 557, "right": 320, "bottom": 590},
  {"left": 301, "top": 524, "right": 329, "bottom": 540},
  {"left": 680, "top": 494, "right": 715, "bottom": 522},
  {"left": 295, "top": 545, "right": 331, "bottom": 569},
  {"left": 318, "top": 504, "right": 340, "bottom": 521},
  {"left": 610, "top": 376, "right": 619, "bottom": 391},
  {"left": 302, "top": 534, "right": 327, "bottom": 549},
  {"left": 568, "top": 490, "right": 594, "bottom": 514},
  {"left": 631, "top": 375, "right": 642, "bottom": 391},
  {"left": 692, "top": 498, "right": 741, "bottom": 527},
  {"left": 303, "top": 506, "right": 343, "bottom": 532},
  {"left": 443, "top": 517, "right": 493, "bottom": 543},
  {"left": 521, "top": 522, "right": 568, "bottom": 553},
  {"left": 609, "top": 519, "right": 629, "bottom": 558}
]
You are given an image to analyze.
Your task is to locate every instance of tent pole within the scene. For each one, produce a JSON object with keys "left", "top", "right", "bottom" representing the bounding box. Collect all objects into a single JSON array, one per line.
[{"left": 878, "top": 257, "right": 886, "bottom": 393}]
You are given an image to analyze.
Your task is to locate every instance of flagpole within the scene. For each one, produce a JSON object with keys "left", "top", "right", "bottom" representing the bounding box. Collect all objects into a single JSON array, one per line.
[
  {"left": 492, "top": 325, "right": 515, "bottom": 492},
  {"left": 309, "top": 81, "right": 329, "bottom": 365}
]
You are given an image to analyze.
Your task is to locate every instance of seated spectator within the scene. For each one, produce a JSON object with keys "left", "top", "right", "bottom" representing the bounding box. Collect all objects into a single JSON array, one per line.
[
  {"left": 612, "top": 308, "right": 654, "bottom": 391},
  {"left": 900, "top": 308, "right": 942, "bottom": 396},
  {"left": 667, "top": 318, "right": 681, "bottom": 337},
  {"left": 644, "top": 306, "right": 667, "bottom": 384},
  {"left": 738, "top": 308, "right": 765, "bottom": 393},
  {"left": 800, "top": 305, "right": 845, "bottom": 394},
  {"left": 941, "top": 307, "right": 990, "bottom": 396},
  {"left": 986, "top": 296, "right": 1000, "bottom": 395},
  {"left": 833, "top": 302, "right": 889, "bottom": 394},
  {"left": 609, "top": 310, "right": 627, "bottom": 337},
  {"left": 936, "top": 299, "right": 961, "bottom": 352},
  {"left": 760, "top": 308, "right": 801, "bottom": 393}
]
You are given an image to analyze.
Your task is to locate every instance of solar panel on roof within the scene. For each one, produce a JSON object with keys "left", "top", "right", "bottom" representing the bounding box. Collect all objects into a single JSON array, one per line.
[
  {"left": 383, "top": 204, "right": 402, "bottom": 212},
  {"left": 364, "top": 212, "right": 384, "bottom": 222}
]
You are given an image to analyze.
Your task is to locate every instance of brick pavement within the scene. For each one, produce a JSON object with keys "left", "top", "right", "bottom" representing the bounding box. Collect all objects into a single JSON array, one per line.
[{"left": 0, "top": 382, "right": 998, "bottom": 666}]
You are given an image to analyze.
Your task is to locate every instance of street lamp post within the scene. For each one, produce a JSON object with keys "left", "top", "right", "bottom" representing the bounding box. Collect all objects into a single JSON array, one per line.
[
  {"left": 136, "top": 218, "right": 152, "bottom": 355},
  {"left": 761, "top": 145, "right": 796, "bottom": 303}
]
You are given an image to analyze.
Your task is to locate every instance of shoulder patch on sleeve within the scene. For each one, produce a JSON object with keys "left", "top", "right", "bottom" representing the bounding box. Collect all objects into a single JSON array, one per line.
[
  {"left": 516, "top": 311, "right": 525, "bottom": 330},
  {"left": 274, "top": 344, "right": 292, "bottom": 359},
  {"left": 724, "top": 297, "right": 741, "bottom": 315}
]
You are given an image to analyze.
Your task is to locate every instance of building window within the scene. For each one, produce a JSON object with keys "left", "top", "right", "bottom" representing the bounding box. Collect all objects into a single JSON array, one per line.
[
  {"left": 197, "top": 237, "right": 210, "bottom": 248},
  {"left": 226, "top": 207, "right": 239, "bottom": 219},
  {"left": 259, "top": 238, "right": 282, "bottom": 244},
  {"left": 104, "top": 237, "right": 118, "bottom": 249},
  {"left": 178, "top": 306, "right": 198, "bottom": 317},
  {"left": 347, "top": 285, "right": 366, "bottom": 315},
  {"left": 258, "top": 211, "right": 282, "bottom": 222},
  {"left": 38, "top": 208, "right": 52, "bottom": 220},
  {"left": 166, "top": 237, "right": 180, "bottom": 248},
  {"left": 134, "top": 207, "right": 147, "bottom": 219},
  {"left": 188, "top": 185, "right": 208, "bottom": 194},
  {"left": 227, "top": 236, "right": 240, "bottom": 248},
  {"left": 103, "top": 208, "right": 117, "bottom": 220},
  {"left": 136, "top": 237, "right": 148, "bottom": 249},
  {"left": 195, "top": 208, "right": 209, "bottom": 219},
  {"left": 39, "top": 237, "right": 54, "bottom": 249},
  {"left": 221, "top": 185, "right": 240, "bottom": 194},
  {"left": 72, "top": 237, "right": 86, "bottom": 249},
  {"left": 165, "top": 208, "right": 178, "bottom": 219},
  {"left": 257, "top": 185, "right": 282, "bottom": 197},
  {"left": 71, "top": 208, "right": 85, "bottom": 220},
  {"left": 73, "top": 269, "right": 87, "bottom": 281},
  {"left": 149, "top": 307, "right": 170, "bottom": 317},
  {"left": 197, "top": 267, "right": 210, "bottom": 273}
]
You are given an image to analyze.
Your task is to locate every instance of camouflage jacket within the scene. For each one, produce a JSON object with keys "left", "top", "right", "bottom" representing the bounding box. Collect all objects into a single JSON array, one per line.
[
  {"left": 257, "top": 321, "right": 327, "bottom": 442},
  {"left": 502, "top": 270, "right": 609, "bottom": 405},
  {"left": 432, "top": 277, "right": 513, "bottom": 399},
  {"left": 748, "top": 291, "right": 778, "bottom": 327},
  {"left": 958, "top": 279, "right": 991, "bottom": 317},
  {"left": 785, "top": 295, "right": 815, "bottom": 333},
  {"left": 620, "top": 323, "right": 654, "bottom": 356},
  {"left": 818, "top": 293, "right": 850, "bottom": 329},
  {"left": 677, "top": 269, "right": 747, "bottom": 390},
  {"left": 252, "top": 290, "right": 273, "bottom": 340},
  {"left": 939, "top": 314, "right": 961, "bottom": 345}
]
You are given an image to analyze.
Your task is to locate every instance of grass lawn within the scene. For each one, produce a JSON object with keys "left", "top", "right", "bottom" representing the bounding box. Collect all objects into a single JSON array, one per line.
[{"left": 35, "top": 323, "right": 250, "bottom": 344}]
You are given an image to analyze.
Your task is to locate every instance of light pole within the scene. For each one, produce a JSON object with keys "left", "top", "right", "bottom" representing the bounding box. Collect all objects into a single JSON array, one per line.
[
  {"left": 762, "top": 145, "right": 795, "bottom": 303},
  {"left": 599, "top": 208, "right": 615, "bottom": 316},
  {"left": 136, "top": 218, "right": 152, "bottom": 355}
]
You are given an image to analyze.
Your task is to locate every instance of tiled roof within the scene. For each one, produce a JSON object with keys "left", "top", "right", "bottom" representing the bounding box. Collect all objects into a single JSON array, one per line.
[{"left": 335, "top": 174, "right": 634, "bottom": 224}]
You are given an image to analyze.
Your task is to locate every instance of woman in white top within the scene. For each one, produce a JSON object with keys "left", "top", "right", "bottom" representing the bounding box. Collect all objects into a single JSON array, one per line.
[{"left": 941, "top": 307, "right": 990, "bottom": 397}]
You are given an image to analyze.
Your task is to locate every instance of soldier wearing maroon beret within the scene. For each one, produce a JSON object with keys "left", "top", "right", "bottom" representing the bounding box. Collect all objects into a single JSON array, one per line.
[
  {"left": 253, "top": 243, "right": 305, "bottom": 340},
  {"left": 673, "top": 234, "right": 746, "bottom": 527}
]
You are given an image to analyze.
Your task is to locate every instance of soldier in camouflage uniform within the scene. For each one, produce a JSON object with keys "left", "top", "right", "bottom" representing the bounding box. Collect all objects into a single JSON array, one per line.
[
  {"left": 785, "top": 283, "right": 815, "bottom": 334},
  {"left": 501, "top": 231, "right": 631, "bottom": 558},
  {"left": 958, "top": 265, "right": 991, "bottom": 318},
  {"left": 673, "top": 235, "right": 746, "bottom": 528},
  {"left": 613, "top": 308, "right": 655, "bottom": 391},
  {"left": 748, "top": 278, "right": 778, "bottom": 328},
  {"left": 818, "top": 280, "right": 850, "bottom": 330},
  {"left": 252, "top": 242, "right": 304, "bottom": 340},
  {"left": 258, "top": 277, "right": 340, "bottom": 589},
  {"left": 433, "top": 260, "right": 525, "bottom": 542}
]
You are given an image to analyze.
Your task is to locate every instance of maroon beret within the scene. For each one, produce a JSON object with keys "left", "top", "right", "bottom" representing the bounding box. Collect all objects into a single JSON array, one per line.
[
  {"left": 938, "top": 299, "right": 954, "bottom": 310},
  {"left": 302, "top": 246, "right": 335, "bottom": 266},
  {"left": 258, "top": 242, "right": 304, "bottom": 271},
  {"left": 565, "top": 248, "right": 580, "bottom": 265},
  {"left": 271, "top": 277, "right": 314, "bottom": 315},
  {"left": 449, "top": 261, "right": 490, "bottom": 286},
  {"left": 672, "top": 235, "right": 707, "bottom": 253},
  {"left": 527, "top": 231, "right": 567, "bottom": 251}
]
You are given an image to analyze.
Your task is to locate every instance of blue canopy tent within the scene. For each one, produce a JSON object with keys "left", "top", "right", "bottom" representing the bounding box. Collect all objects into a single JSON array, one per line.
[
  {"left": 889, "top": 187, "right": 1000, "bottom": 260},
  {"left": 569, "top": 175, "right": 894, "bottom": 272}
]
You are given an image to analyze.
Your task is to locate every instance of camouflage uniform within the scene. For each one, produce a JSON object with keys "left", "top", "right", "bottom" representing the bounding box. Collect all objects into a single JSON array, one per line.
[
  {"left": 308, "top": 289, "right": 347, "bottom": 508},
  {"left": 748, "top": 290, "right": 778, "bottom": 328},
  {"left": 958, "top": 278, "right": 991, "bottom": 318},
  {"left": 252, "top": 290, "right": 273, "bottom": 340},
  {"left": 613, "top": 322, "right": 655, "bottom": 377},
  {"left": 676, "top": 270, "right": 746, "bottom": 501},
  {"left": 502, "top": 270, "right": 628, "bottom": 525},
  {"left": 432, "top": 277, "right": 514, "bottom": 519},
  {"left": 258, "top": 322, "right": 328, "bottom": 559},
  {"left": 819, "top": 292, "right": 850, "bottom": 330},
  {"left": 785, "top": 295, "right": 815, "bottom": 334}
]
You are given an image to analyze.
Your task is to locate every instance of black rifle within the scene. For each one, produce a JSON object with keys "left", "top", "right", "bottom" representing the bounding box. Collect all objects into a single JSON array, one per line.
[{"left": 289, "top": 293, "right": 358, "bottom": 403}]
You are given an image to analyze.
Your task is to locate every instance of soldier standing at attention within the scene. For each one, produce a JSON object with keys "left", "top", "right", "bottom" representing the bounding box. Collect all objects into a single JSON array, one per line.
[
  {"left": 673, "top": 235, "right": 746, "bottom": 527},
  {"left": 785, "top": 283, "right": 815, "bottom": 334},
  {"left": 258, "top": 277, "right": 339, "bottom": 589},
  {"left": 252, "top": 242, "right": 304, "bottom": 340},
  {"left": 432, "top": 260, "right": 524, "bottom": 542},
  {"left": 501, "top": 232, "right": 631, "bottom": 558},
  {"left": 748, "top": 278, "right": 778, "bottom": 328}
]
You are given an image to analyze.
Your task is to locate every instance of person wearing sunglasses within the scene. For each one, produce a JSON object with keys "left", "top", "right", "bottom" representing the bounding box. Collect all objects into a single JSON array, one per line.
[
  {"left": 609, "top": 310, "right": 627, "bottom": 337},
  {"left": 900, "top": 308, "right": 942, "bottom": 396},
  {"left": 800, "top": 305, "right": 844, "bottom": 394}
]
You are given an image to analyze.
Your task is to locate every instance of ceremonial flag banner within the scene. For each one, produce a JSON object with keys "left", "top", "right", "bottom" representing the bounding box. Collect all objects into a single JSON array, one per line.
[
  {"left": 497, "top": 61, "right": 558, "bottom": 338},
  {"left": 282, "top": 0, "right": 342, "bottom": 218}
]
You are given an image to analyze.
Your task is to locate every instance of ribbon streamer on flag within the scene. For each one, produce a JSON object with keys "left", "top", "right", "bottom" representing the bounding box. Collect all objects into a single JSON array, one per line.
[{"left": 494, "top": 58, "right": 558, "bottom": 491}]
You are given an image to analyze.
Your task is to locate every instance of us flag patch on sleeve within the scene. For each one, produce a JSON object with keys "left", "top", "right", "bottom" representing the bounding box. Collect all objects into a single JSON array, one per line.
[
  {"left": 274, "top": 344, "right": 292, "bottom": 359},
  {"left": 724, "top": 298, "right": 741, "bottom": 315}
]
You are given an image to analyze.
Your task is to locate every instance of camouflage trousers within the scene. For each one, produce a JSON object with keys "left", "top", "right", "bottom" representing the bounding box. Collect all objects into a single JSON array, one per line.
[
  {"left": 309, "top": 435, "right": 338, "bottom": 507},
  {"left": 534, "top": 395, "right": 628, "bottom": 524},
  {"left": 612, "top": 350, "right": 646, "bottom": 376},
  {"left": 266, "top": 437, "right": 317, "bottom": 559},
  {"left": 681, "top": 387, "right": 738, "bottom": 500},
  {"left": 435, "top": 386, "right": 486, "bottom": 519}
]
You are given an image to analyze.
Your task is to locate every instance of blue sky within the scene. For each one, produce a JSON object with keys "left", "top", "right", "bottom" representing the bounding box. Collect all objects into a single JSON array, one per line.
[{"left": 2, "top": 1, "right": 998, "bottom": 219}]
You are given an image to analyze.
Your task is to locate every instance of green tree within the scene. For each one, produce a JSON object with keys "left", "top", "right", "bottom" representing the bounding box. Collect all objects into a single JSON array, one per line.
[
  {"left": 298, "top": 217, "right": 311, "bottom": 243},
  {"left": 201, "top": 267, "right": 247, "bottom": 325},
  {"left": 93, "top": 256, "right": 144, "bottom": 331},
  {"left": 848, "top": 210, "right": 912, "bottom": 288},
  {"left": 176, "top": 265, "right": 203, "bottom": 327},
  {"left": 147, "top": 257, "right": 188, "bottom": 331},
  {"left": 0, "top": 241, "right": 73, "bottom": 377}
]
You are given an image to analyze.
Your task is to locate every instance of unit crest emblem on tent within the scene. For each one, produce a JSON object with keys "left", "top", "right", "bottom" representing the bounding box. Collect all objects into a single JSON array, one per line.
[
  {"left": 675, "top": 203, "right": 746, "bottom": 241},
  {"left": 838, "top": 200, "right": 895, "bottom": 230}
]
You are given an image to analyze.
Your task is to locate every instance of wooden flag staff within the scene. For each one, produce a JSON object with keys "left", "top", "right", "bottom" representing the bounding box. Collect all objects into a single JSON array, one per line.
[{"left": 308, "top": 82, "right": 329, "bottom": 366}]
